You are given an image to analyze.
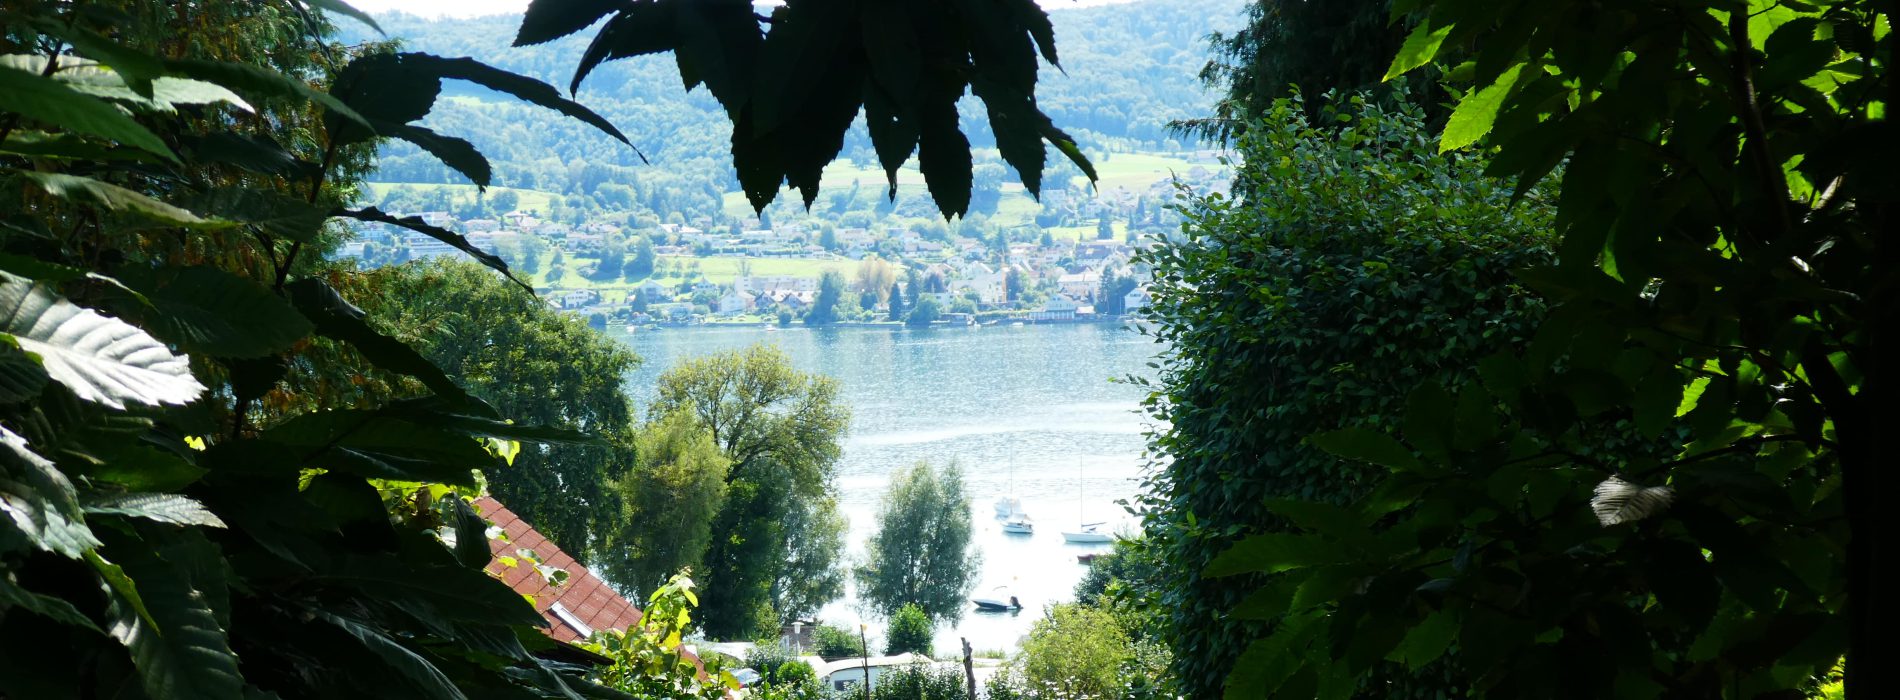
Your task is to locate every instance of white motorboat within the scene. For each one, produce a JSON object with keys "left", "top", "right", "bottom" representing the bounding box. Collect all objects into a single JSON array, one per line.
[{"left": 1061, "top": 523, "right": 1112, "bottom": 544}]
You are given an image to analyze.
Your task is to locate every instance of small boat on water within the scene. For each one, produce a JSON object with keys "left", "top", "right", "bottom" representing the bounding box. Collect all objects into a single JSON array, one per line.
[
  {"left": 971, "top": 588, "right": 1023, "bottom": 612},
  {"left": 1078, "top": 553, "right": 1101, "bottom": 564},
  {"left": 1061, "top": 523, "right": 1112, "bottom": 544},
  {"left": 1001, "top": 514, "right": 1034, "bottom": 535},
  {"left": 1059, "top": 460, "right": 1113, "bottom": 544}
]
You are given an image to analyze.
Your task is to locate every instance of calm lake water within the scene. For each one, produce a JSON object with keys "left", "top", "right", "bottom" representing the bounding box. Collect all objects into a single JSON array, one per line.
[{"left": 608, "top": 322, "right": 1163, "bottom": 653}]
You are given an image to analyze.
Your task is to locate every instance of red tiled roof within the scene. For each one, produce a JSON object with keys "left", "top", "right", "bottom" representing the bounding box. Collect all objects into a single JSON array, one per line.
[{"left": 473, "top": 496, "right": 642, "bottom": 642}]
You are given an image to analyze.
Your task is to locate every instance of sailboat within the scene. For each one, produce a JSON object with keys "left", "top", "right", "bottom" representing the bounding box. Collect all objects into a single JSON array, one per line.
[
  {"left": 1061, "top": 459, "right": 1112, "bottom": 544},
  {"left": 996, "top": 451, "right": 1033, "bottom": 534}
]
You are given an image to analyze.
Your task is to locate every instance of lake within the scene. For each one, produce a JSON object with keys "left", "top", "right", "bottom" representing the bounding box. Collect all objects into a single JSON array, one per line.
[{"left": 608, "top": 322, "right": 1163, "bottom": 653}]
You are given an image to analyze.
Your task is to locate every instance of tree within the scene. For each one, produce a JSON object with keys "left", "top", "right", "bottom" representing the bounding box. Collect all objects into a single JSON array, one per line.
[
  {"left": 1180, "top": 0, "right": 1448, "bottom": 140},
  {"left": 857, "top": 461, "right": 980, "bottom": 620},
  {"left": 904, "top": 296, "right": 942, "bottom": 328},
  {"left": 365, "top": 259, "right": 642, "bottom": 556},
  {"left": 651, "top": 346, "right": 850, "bottom": 638},
  {"left": 598, "top": 412, "right": 731, "bottom": 597},
  {"left": 492, "top": 188, "right": 521, "bottom": 213},
  {"left": 1096, "top": 215, "right": 1115, "bottom": 240},
  {"left": 1016, "top": 605, "right": 1133, "bottom": 699},
  {"left": 804, "top": 271, "right": 844, "bottom": 326},
  {"left": 626, "top": 235, "right": 657, "bottom": 279},
  {"left": 884, "top": 603, "right": 934, "bottom": 656},
  {"left": 903, "top": 268, "right": 923, "bottom": 307},
  {"left": 1137, "top": 96, "right": 1555, "bottom": 697},
  {"left": 886, "top": 282, "right": 907, "bottom": 321},
  {"left": 771, "top": 496, "right": 848, "bottom": 622}
]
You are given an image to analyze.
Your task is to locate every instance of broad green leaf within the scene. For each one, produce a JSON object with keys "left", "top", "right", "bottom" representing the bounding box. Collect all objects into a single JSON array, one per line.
[
  {"left": 86, "top": 548, "right": 155, "bottom": 630},
  {"left": 1403, "top": 381, "right": 1453, "bottom": 456},
  {"left": 1440, "top": 63, "right": 1526, "bottom": 152},
  {"left": 285, "top": 278, "right": 477, "bottom": 406},
  {"left": 1, "top": 426, "right": 99, "bottom": 558},
  {"left": 164, "top": 58, "right": 371, "bottom": 131},
  {"left": 315, "top": 612, "right": 468, "bottom": 700},
  {"left": 265, "top": 410, "right": 498, "bottom": 486},
  {"left": 1263, "top": 499, "right": 1369, "bottom": 543},
  {"left": 65, "top": 76, "right": 254, "bottom": 114},
  {"left": 0, "top": 273, "right": 207, "bottom": 409},
  {"left": 120, "top": 265, "right": 313, "bottom": 358},
  {"left": 82, "top": 492, "right": 226, "bottom": 528},
  {"left": 1307, "top": 427, "right": 1424, "bottom": 472},
  {"left": 1205, "top": 533, "right": 1339, "bottom": 577},
  {"left": 29, "top": 23, "right": 165, "bottom": 96},
  {"left": 2, "top": 130, "right": 165, "bottom": 162},
  {"left": 188, "top": 188, "right": 329, "bottom": 243},
  {"left": 0, "top": 61, "right": 177, "bottom": 160},
  {"left": 69, "top": 443, "right": 207, "bottom": 492},
  {"left": 19, "top": 172, "right": 221, "bottom": 228},
  {"left": 315, "top": 554, "right": 547, "bottom": 627},
  {"left": 1391, "top": 610, "right": 1458, "bottom": 671},
  {"left": 103, "top": 535, "right": 244, "bottom": 700},
  {"left": 1383, "top": 19, "right": 1454, "bottom": 82},
  {"left": 0, "top": 575, "right": 102, "bottom": 632}
]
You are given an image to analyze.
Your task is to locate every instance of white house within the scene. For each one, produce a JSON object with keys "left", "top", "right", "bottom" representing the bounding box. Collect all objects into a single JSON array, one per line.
[
  {"left": 1027, "top": 295, "right": 1086, "bottom": 321},
  {"left": 1123, "top": 286, "right": 1152, "bottom": 315},
  {"left": 717, "top": 289, "right": 755, "bottom": 315},
  {"left": 1057, "top": 270, "right": 1102, "bottom": 299}
]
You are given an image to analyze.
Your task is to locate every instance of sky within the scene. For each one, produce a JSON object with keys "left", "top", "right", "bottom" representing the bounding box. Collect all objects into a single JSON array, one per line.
[{"left": 347, "top": 0, "right": 1141, "bottom": 20}]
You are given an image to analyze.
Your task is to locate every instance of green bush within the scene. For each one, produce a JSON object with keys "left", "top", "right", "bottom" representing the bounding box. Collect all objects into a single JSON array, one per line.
[
  {"left": 812, "top": 623, "right": 866, "bottom": 661},
  {"left": 1135, "top": 94, "right": 1555, "bottom": 697},
  {"left": 884, "top": 603, "right": 934, "bottom": 656},
  {"left": 868, "top": 664, "right": 965, "bottom": 700}
]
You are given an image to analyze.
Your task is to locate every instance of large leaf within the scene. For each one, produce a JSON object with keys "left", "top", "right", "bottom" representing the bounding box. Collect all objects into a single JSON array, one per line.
[
  {"left": 0, "top": 575, "right": 102, "bottom": 632},
  {"left": 285, "top": 278, "right": 477, "bottom": 406},
  {"left": 334, "top": 207, "right": 528, "bottom": 291},
  {"left": 0, "top": 426, "right": 99, "bottom": 558},
  {"left": 104, "top": 533, "right": 244, "bottom": 700},
  {"left": 314, "top": 612, "right": 468, "bottom": 700},
  {"left": 1440, "top": 63, "right": 1526, "bottom": 152},
  {"left": 163, "top": 58, "right": 371, "bottom": 131},
  {"left": 1590, "top": 477, "right": 1675, "bottom": 526},
  {"left": 314, "top": 554, "right": 548, "bottom": 627},
  {"left": 0, "top": 342, "right": 50, "bottom": 403},
  {"left": 264, "top": 410, "right": 500, "bottom": 486},
  {"left": 187, "top": 188, "right": 329, "bottom": 243},
  {"left": 0, "top": 273, "right": 207, "bottom": 409},
  {"left": 445, "top": 494, "right": 491, "bottom": 570},
  {"left": 18, "top": 172, "right": 221, "bottom": 229},
  {"left": 1205, "top": 533, "right": 1341, "bottom": 577},
  {"left": 381, "top": 122, "right": 493, "bottom": 188},
  {"left": 118, "top": 266, "right": 312, "bottom": 358},
  {"left": 0, "top": 61, "right": 177, "bottom": 160},
  {"left": 82, "top": 492, "right": 226, "bottom": 528},
  {"left": 1382, "top": 18, "right": 1454, "bottom": 82},
  {"left": 1307, "top": 427, "right": 1425, "bottom": 473},
  {"left": 396, "top": 53, "right": 629, "bottom": 146},
  {"left": 517, "top": 0, "right": 625, "bottom": 47}
]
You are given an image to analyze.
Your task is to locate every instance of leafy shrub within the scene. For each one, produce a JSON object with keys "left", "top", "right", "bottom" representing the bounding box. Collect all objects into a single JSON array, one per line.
[
  {"left": 578, "top": 572, "right": 739, "bottom": 699},
  {"left": 868, "top": 664, "right": 965, "bottom": 700},
  {"left": 884, "top": 603, "right": 934, "bottom": 656},
  {"left": 813, "top": 622, "right": 866, "bottom": 660},
  {"left": 1136, "top": 93, "right": 1555, "bottom": 697}
]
